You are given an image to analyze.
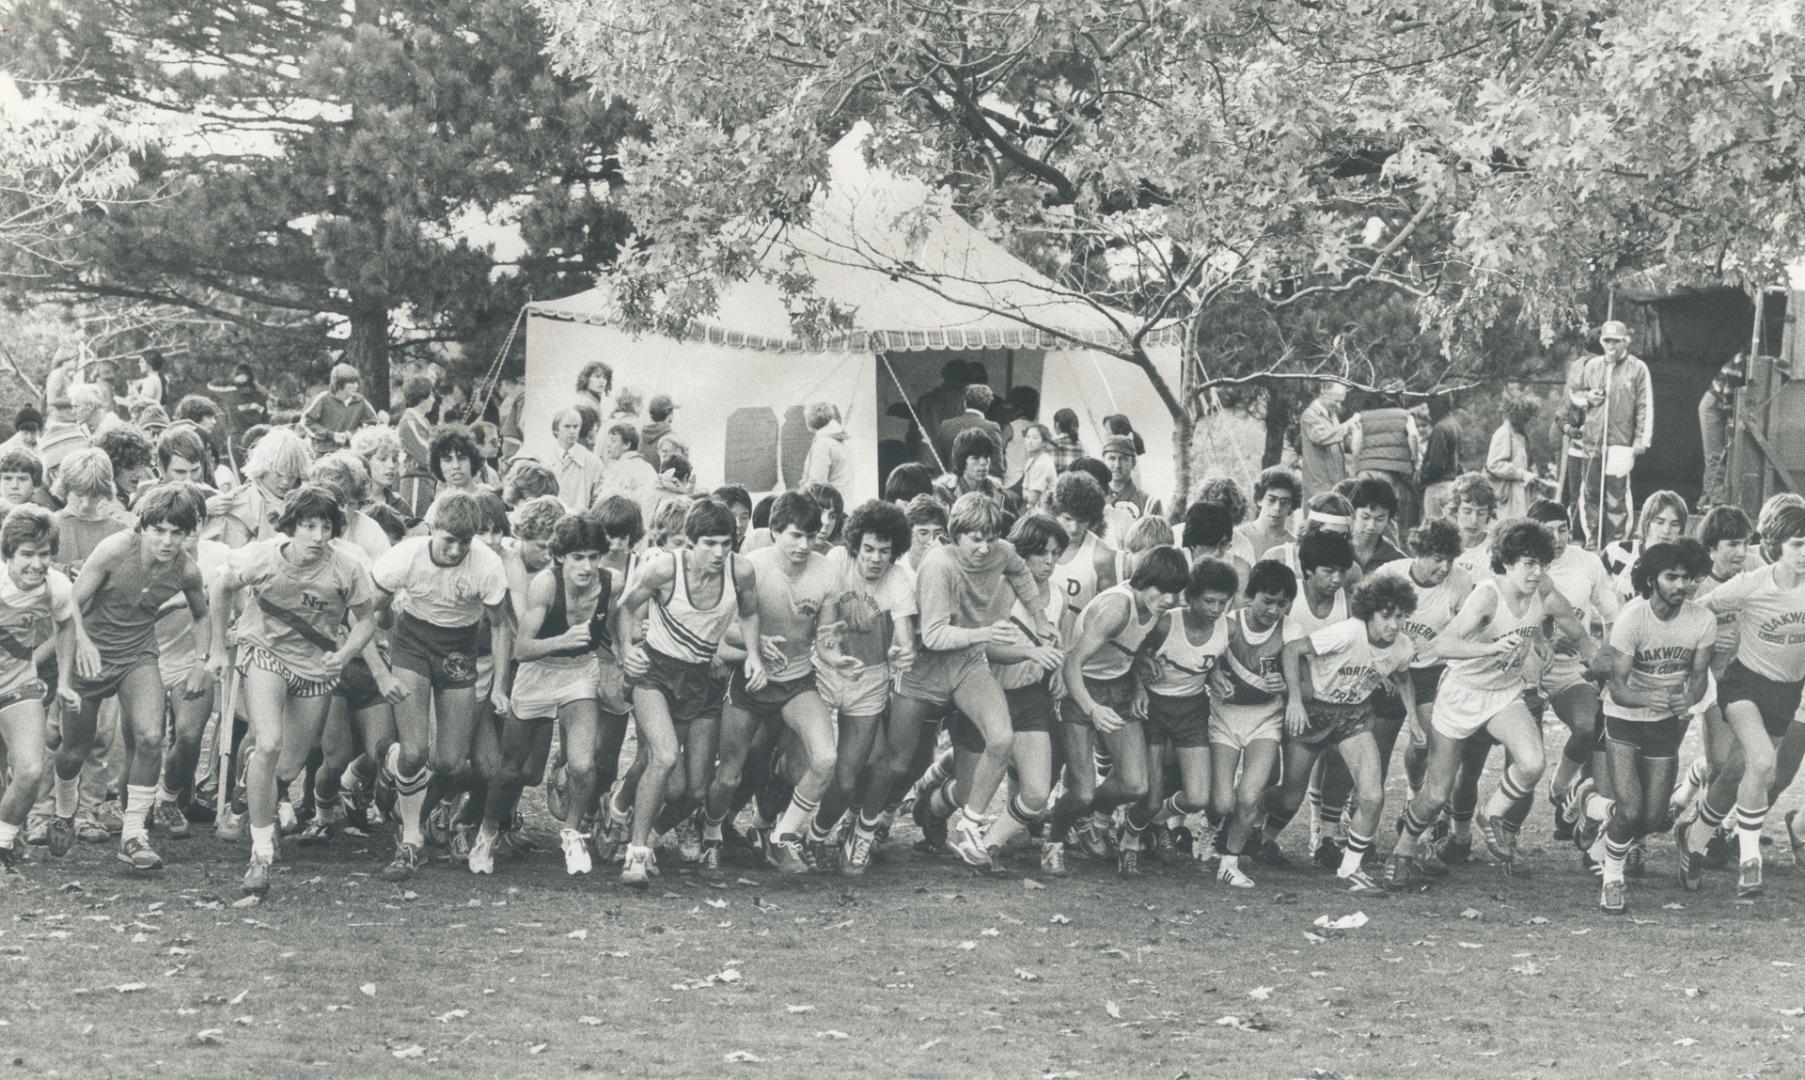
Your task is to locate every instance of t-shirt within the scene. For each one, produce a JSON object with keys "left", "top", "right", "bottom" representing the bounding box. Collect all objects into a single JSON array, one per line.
[
  {"left": 53, "top": 507, "right": 136, "bottom": 574},
  {"left": 742, "top": 546, "right": 838, "bottom": 681},
  {"left": 1703, "top": 565, "right": 1805, "bottom": 683},
  {"left": 913, "top": 539, "right": 1034, "bottom": 659},
  {"left": 1603, "top": 597, "right": 1715, "bottom": 722},
  {"left": 1374, "top": 557, "right": 1472, "bottom": 669},
  {"left": 1691, "top": 571, "right": 1743, "bottom": 675},
  {"left": 816, "top": 547, "right": 915, "bottom": 673},
  {"left": 1284, "top": 587, "right": 1347, "bottom": 643},
  {"left": 1305, "top": 617, "right": 1415, "bottom": 705},
  {"left": 0, "top": 568, "right": 74, "bottom": 693},
  {"left": 221, "top": 538, "right": 374, "bottom": 682},
  {"left": 372, "top": 535, "right": 508, "bottom": 629}
]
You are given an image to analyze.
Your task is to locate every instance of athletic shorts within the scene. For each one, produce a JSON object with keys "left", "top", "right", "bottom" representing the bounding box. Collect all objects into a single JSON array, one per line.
[
  {"left": 1143, "top": 691, "right": 1209, "bottom": 749},
  {"left": 236, "top": 643, "right": 335, "bottom": 698},
  {"left": 1005, "top": 681, "right": 1056, "bottom": 734},
  {"left": 0, "top": 679, "right": 46, "bottom": 713},
  {"left": 632, "top": 646, "right": 724, "bottom": 726},
  {"left": 1058, "top": 672, "right": 1135, "bottom": 727},
  {"left": 728, "top": 668, "right": 818, "bottom": 723},
  {"left": 158, "top": 645, "right": 195, "bottom": 693},
  {"left": 1298, "top": 698, "right": 1373, "bottom": 750},
  {"left": 1209, "top": 698, "right": 1283, "bottom": 750},
  {"left": 72, "top": 653, "right": 159, "bottom": 702},
  {"left": 594, "top": 647, "right": 630, "bottom": 716},
  {"left": 1688, "top": 670, "right": 1718, "bottom": 720},
  {"left": 816, "top": 662, "right": 890, "bottom": 718},
  {"left": 1603, "top": 713, "right": 1688, "bottom": 758},
  {"left": 390, "top": 613, "right": 481, "bottom": 690},
  {"left": 334, "top": 650, "right": 389, "bottom": 713},
  {"left": 895, "top": 646, "right": 988, "bottom": 708},
  {"left": 1716, "top": 661, "right": 1805, "bottom": 738},
  {"left": 1409, "top": 664, "right": 1445, "bottom": 707},
  {"left": 1371, "top": 682, "right": 1407, "bottom": 722},
  {"left": 1431, "top": 677, "right": 1527, "bottom": 741},
  {"left": 511, "top": 654, "right": 599, "bottom": 722}
]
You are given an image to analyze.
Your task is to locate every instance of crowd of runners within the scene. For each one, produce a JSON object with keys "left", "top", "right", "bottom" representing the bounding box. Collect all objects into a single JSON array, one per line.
[{"left": 1, "top": 346, "right": 1803, "bottom": 920}]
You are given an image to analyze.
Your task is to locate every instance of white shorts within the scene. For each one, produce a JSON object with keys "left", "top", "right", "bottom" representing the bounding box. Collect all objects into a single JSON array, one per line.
[
  {"left": 1208, "top": 698, "right": 1283, "bottom": 751},
  {"left": 1432, "top": 679, "right": 1527, "bottom": 740},
  {"left": 159, "top": 644, "right": 194, "bottom": 693},
  {"left": 816, "top": 661, "right": 890, "bottom": 718},
  {"left": 511, "top": 655, "right": 599, "bottom": 721},
  {"left": 1689, "top": 670, "right": 1719, "bottom": 720}
]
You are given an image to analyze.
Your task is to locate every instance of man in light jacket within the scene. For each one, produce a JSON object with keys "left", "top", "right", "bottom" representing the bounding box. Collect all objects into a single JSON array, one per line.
[
  {"left": 801, "top": 401, "right": 851, "bottom": 494},
  {"left": 1578, "top": 320, "right": 1653, "bottom": 548}
]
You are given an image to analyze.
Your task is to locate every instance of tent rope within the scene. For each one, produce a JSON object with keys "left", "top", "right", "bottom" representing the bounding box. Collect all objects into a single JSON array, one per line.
[
  {"left": 467, "top": 302, "right": 528, "bottom": 424},
  {"left": 1090, "top": 354, "right": 1121, "bottom": 413},
  {"left": 881, "top": 354, "right": 947, "bottom": 473}
]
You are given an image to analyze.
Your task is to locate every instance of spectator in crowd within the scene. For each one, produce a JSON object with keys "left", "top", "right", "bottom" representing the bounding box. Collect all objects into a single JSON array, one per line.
[
  {"left": 711, "top": 484, "right": 754, "bottom": 546},
  {"left": 1418, "top": 392, "right": 1462, "bottom": 522},
  {"left": 302, "top": 362, "right": 378, "bottom": 457},
  {"left": 1100, "top": 433, "right": 1163, "bottom": 540},
  {"left": 1558, "top": 348, "right": 1592, "bottom": 532},
  {"left": 1102, "top": 413, "right": 1145, "bottom": 457},
  {"left": 470, "top": 420, "right": 503, "bottom": 488},
  {"left": 572, "top": 401, "right": 603, "bottom": 453},
  {"left": 125, "top": 350, "right": 167, "bottom": 414},
  {"left": 576, "top": 360, "right": 613, "bottom": 416},
  {"left": 915, "top": 360, "right": 971, "bottom": 466},
  {"left": 596, "top": 419, "right": 657, "bottom": 509},
  {"left": 43, "top": 351, "right": 82, "bottom": 424},
  {"left": 549, "top": 405, "right": 606, "bottom": 513},
  {"left": 611, "top": 386, "right": 643, "bottom": 423},
  {"left": 1003, "top": 386, "right": 1041, "bottom": 488},
  {"left": 39, "top": 383, "right": 105, "bottom": 475},
  {"left": 206, "top": 362, "right": 271, "bottom": 447},
  {"left": 1015, "top": 422, "right": 1057, "bottom": 508},
  {"left": 937, "top": 383, "right": 1005, "bottom": 472},
  {"left": 933, "top": 428, "right": 1011, "bottom": 509},
  {"left": 883, "top": 461, "right": 936, "bottom": 506},
  {"left": 1486, "top": 392, "right": 1541, "bottom": 520},
  {"left": 501, "top": 457, "right": 561, "bottom": 510},
  {"left": 498, "top": 373, "right": 526, "bottom": 459},
  {"left": 1192, "top": 474, "right": 1257, "bottom": 565},
  {"left": 644, "top": 452, "right": 695, "bottom": 534},
  {"left": 802, "top": 401, "right": 852, "bottom": 494},
  {"left": 1349, "top": 380, "right": 1421, "bottom": 529},
  {"left": 1299, "top": 379, "right": 1357, "bottom": 502},
  {"left": 1697, "top": 351, "right": 1789, "bottom": 509},
  {"left": 351, "top": 424, "right": 413, "bottom": 524},
  {"left": 1237, "top": 465, "right": 1301, "bottom": 560},
  {"left": 436, "top": 380, "right": 470, "bottom": 425},
  {"left": 1050, "top": 407, "right": 1086, "bottom": 474},
  {"left": 1578, "top": 319, "right": 1654, "bottom": 547},
  {"left": 2, "top": 407, "right": 42, "bottom": 452},
  {"left": 640, "top": 393, "right": 676, "bottom": 472},
  {"left": 396, "top": 374, "right": 438, "bottom": 517}
]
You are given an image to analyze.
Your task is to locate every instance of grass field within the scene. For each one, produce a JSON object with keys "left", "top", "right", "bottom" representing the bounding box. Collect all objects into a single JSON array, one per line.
[{"left": 7, "top": 728, "right": 1805, "bottom": 1080}]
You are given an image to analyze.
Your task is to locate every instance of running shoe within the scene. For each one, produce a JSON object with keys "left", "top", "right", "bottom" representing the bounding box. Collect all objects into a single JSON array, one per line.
[
  {"left": 805, "top": 836, "right": 836, "bottom": 873},
  {"left": 1039, "top": 841, "right": 1068, "bottom": 877},
  {"left": 424, "top": 804, "right": 453, "bottom": 849},
  {"left": 1169, "top": 824, "right": 1195, "bottom": 858},
  {"left": 546, "top": 764, "right": 570, "bottom": 823},
  {"left": 1073, "top": 821, "right": 1112, "bottom": 861},
  {"left": 1675, "top": 814, "right": 1703, "bottom": 892},
  {"left": 76, "top": 818, "right": 110, "bottom": 844},
  {"left": 1476, "top": 812, "right": 1513, "bottom": 865},
  {"left": 595, "top": 809, "right": 631, "bottom": 864},
  {"left": 1702, "top": 830, "right": 1733, "bottom": 870},
  {"left": 983, "top": 845, "right": 1011, "bottom": 878},
  {"left": 1738, "top": 857, "right": 1764, "bottom": 898},
  {"left": 1189, "top": 823, "right": 1216, "bottom": 866},
  {"left": 621, "top": 844, "right": 653, "bottom": 889},
  {"left": 559, "top": 829, "right": 592, "bottom": 876},
  {"left": 1253, "top": 838, "right": 1289, "bottom": 867},
  {"left": 467, "top": 828, "right": 496, "bottom": 875},
  {"left": 295, "top": 816, "right": 336, "bottom": 846},
  {"left": 946, "top": 812, "right": 991, "bottom": 868},
  {"left": 674, "top": 819, "right": 703, "bottom": 864},
  {"left": 766, "top": 832, "right": 809, "bottom": 875},
  {"left": 1382, "top": 852, "right": 1418, "bottom": 890},
  {"left": 449, "top": 824, "right": 475, "bottom": 860},
  {"left": 0, "top": 845, "right": 19, "bottom": 876},
  {"left": 47, "top": 816, "right": 74, "bottom": 858},
  {"left": 215, "top": 809, "right": 245, "bottom": 843},
  {"left": 382, "top": 842, "right": 419, "bottom": 882},
  {"left": 1117, "top": 845, "right": 1141, "bottom": 877},
  {"left": 276, "top": 799, "right": 300, "bottom": 836},
  {"left": 498, "top": 828, "right": 540, "bottom": 857},
  {"left": 873, "top": 810, "right": 894, "bottom": 844},
  {"left": 699, "top": 839, "right": 724, "bottom": 874},
  {"left": 1599, "top": 878, "right": 1626, "bottom": 915},
  {"left": 1625, "top": 838, "right": 1646, "bottom": 878},
  {"left": 342, "top": 786, "right": 372, "bottom": 832},
  {"left": 1340, "top": 868, "right": 1386, "bottom": 894},
  {"left": 152, "top": 800, "right": 192, "bottom": 840},
  {"left": 24, "top": 821, "right": 47, "bottom": 847},
  {"left": 841, "top": 832, "right": 873, "bottom": 877},
  {"left": 92, "top": 800, "right": 124, "bottom": 836},
  {"left": 1217, "top": 862, "right": 1256, "bottom": 889},
  {"left": 116, "top": 835, "right": 164, "bottom": 873},
  {"left": 1312, "top": 838, "right": 1342, "bottom": 872},
  {"left": 1550, "top": 781, "right": 1575, "bottom": 842},
  {"left": 911, "top": 796, "right": 948, "bottom": 854},
  {"left": 243, "top": 855, "right": 272, "bottom": 898},
  {"left": 1151, "top": 825, "right": 1181, "bottom": 866}
]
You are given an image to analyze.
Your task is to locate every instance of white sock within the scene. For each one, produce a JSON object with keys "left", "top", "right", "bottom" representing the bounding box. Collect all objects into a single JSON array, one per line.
[
  {"left": 54, "top": 774, "right": 79, "bottom": 818},
  {"left": 123, "top": 784, "right": 156, "bottom": 842},
  {"left": 1738, "top": 826, "right": 1762, "bottom": 862},
  {"left": 0, "top": 821, "right": 18, "bottom": 849},
  {"left": 386, "top": 743, "right": 430, "bottom": 848},
  {"left": 1587, "top": 834, "right": 1607, "bottom": 864},
  {"left": 1337, "top": 846, "right": 1364, "bottom": 877},
  {"left": 1584, "top": 793, "right": 1614, "bottom": 823},
  {"left": 774, "top": 792, "right": 820, "bottom": 840},
  {"left": 250, "top": 823, "right": 276, "bottom": 860},
  {"left": 156, "top": 782, "right": 181, "bottom": 806}
]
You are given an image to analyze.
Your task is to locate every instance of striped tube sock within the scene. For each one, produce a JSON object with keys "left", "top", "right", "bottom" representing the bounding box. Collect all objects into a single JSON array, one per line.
[
  {"left": 854, "top": 810, "right": 883, "bottom": 841},
  {"left": 1602, "top": 834, "right": 1631, "bottom": 884},
  {"left": 1484, "top": 768, "right": 1533, "bottom": 822},
  {"left": 1733, "top": 802, "right": 1768, "bottom": 863},
  {"left": 1398, "top": 803, "right": 1435, "bottom": 856},
  {"left": 926, "top": 778, "right": 958, "bottom": 821},
  {"left": 1698, "top": 796, "right": 1730, "bottom": 836},
  {"left": 1338, "top": 829, "right": 1373, "bottom": 876},
  {"left": 982, "top": 794, "right": 1039, "bottom": 851},
  {"left": 122, "top": 784, "right": 156, "bottom": 843},
  {"left": 386, "top": 743, "right": 431, "bottom": 848},
  {"left": 774, "top": 791, "right": 821, "bottom": 840}
]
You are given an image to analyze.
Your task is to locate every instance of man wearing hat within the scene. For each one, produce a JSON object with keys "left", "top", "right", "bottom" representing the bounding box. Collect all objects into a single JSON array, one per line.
[
  {"left": 1578, "top": 319, "right": 1653, "bottom": 547},
  {"left": 1101, "top": 434, "right": 1163, "bottom": 540},
  {"left": 640, "top": 392, "right": 677, "bottom": 473}
]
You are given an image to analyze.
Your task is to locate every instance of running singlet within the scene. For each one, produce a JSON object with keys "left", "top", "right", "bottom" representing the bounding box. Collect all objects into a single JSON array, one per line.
[
  {"left": 1703, "top": 565, "right": 1805, "bottom": 682},
  {"left": 644, "top": 549, "right": 738, "bottom": 664},
  {"left": 1217, "top": 609, "right": 1286, "bottom": 706},
  {"left": 743, "top": 546, "right": 837, "bottom": 680},
  {"left": 1045, "top": 532, "right": 1102, "bottom": 644},
  {"left": 372, "top": 535, "right": 507, "bottom": 629},
  {"left": 1691, "top": 571, "right": 1743, "bottom": 675},
  {"left": 1454, "top": 539, "right": 1493, "bottom": 583},
  {"left": 0, "top": 568, "right": 74, "bottom": 694},
  {"left": 1284, "top": 587, "right": 1347, "bottom": 643},
  {"left": 222, "top": 538, "right": 373, "bottom": 683},
  {"left": 1602, "top": 597, "right": 1715, "bottom": 721},
  {"left": 83, "top": 534, "right": 198, "bottom": 665},
  {"left": 1076, "top": 583, "right": 1162, "bottom": 681},
  {"left": 540, "top": 562, "right": 613, "bottom": 658},
  {"left": 1444, "top": 579, "right": 1546, "bottom": 693},
  {"left": 1305, "top": 618, "right": 1415, "bottom": 704},
  {"left": 1142, "top": 609, "right": 1228, "bottom": 698},
  {"left": 816, "top": 547, "right": 914, "bottom": 672},
  {"left": 1374, "top": 558, "right": 1470, "bottom": 669},
  {"left": 995, "top": 589, "right": 1056, "bottom": 692}
]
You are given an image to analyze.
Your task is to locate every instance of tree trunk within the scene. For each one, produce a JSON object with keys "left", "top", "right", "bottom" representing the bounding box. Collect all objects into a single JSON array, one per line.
[
  {"left": 1262, "top": 385, "right": 1293, "bottom": 468},
  {"left": 1172, "top": 408, "right": 1195, "bottom": 512},
  {"left": 348, "top": 305, "right": 390, "bottom": 412}
]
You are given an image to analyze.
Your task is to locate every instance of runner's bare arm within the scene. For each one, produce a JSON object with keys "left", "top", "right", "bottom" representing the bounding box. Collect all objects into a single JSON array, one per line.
[
  {"left": 731, "top": 555, "right": 766, "bottom": 689},
  {"left": 1281, "top": 636, "right": 1317, "bottom": 736},
  {"left": 1432, "top": 585, "right": 1506, "bottom": 660},
  {"left": 181, "top": 562, "right": 212, "bottom": 698},
  {"left": 70, "top": 530, "right": 128, "bottom": 611},
  {"left": 486, "top": 598, "right": 514, "bottom": 713},
  {"left": 1544, "top": 589, "right": 1600, "bottom": 666},
  {"left": 516, "top": 571, "right": 588, "bottom": 662},
  {"left": 206, "top": 569, "right": 236, "bottom": 684},
  {"left": 1093, "top": 541, "right": 1119, "bottom": 592},
  {"left": 1060, "top": 592, "right": 1132, "bottom": 731},
  {"left": 612, "top": 551, "right": 676, "bottom": 676}
]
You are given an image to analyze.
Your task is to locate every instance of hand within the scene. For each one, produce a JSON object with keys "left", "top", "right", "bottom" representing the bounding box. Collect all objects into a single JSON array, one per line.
[
  {"left": 1130, "top": 684, "right": 1149, "bottom": 721},
  {"left": 75, "top": 637, "right": 102, "bottom": 679},
  {"left": 376, "top": 667, "right": 409, "bottom": 705},
  {"left": 985, "top": 622, "right": 1016, "bottom": 647},
  {"left": 553, "top": 624, "right": 593, "bottom": 652},
  {"left": 622, "top": 645, "right": 651, "bottom": 679},
  {"left": 1284, "top": 697, "right": 1309, "bottom": 738},
  {"left": 206, "top": 649, "right": 229, "bottom": 687},
  {"left": 743, "top": 651, "right": 769, "bottom": 692},
  {"left": 183, "top": 659, "right": 211, "bottom": 700},
  {"left": 1028, "top": 644, "right": 1063, "bottom": 672},
  {"left": 1588, "top": 389, "right": 1606, "bottom": 407},
  {"left": 319, "top": 648, "right": 350, "bottom": 682},
  {"left": 57, "top": 682, "right": 79, "bottom": 712},
  {"left": 758, "top": 635, "right": 787, "bottom": 668},
  {"left": 1091, "top": 704, "right": 1125, "bottom": 734},
  {"left": 1633, "top": 444, "right": 1648, "bottom": 457},
  {"left": 1208, "top": 669, "right": 1233, "bottom": 699},
  {"left": 334, "top": 431, "right": 350, "bottom": 445},
  {"left": 490, "top": 682, "right": 510, "bottom": 716},
  {"left": 887, "top": 642, "right": 915, "bottom": 674}
]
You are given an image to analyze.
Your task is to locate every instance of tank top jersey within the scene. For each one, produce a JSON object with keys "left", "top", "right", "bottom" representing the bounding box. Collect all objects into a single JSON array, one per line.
[
  {"left": 0, "top": 568, "right": 75, "bottom": 694},
  {"left": 1453, "top": 538, "right": 1493, "bottom": 583},
  {"left": 539, "top": 562, "right": 613, "bottom": 658},
  {"left": 1076, "top": 583, "right": 1162, "bottom": 681},
  {"left": 645, "top": 549, "right": 739, "bottom": 666},
  {"left": 1444, "top": 579, "right": 1546, "bottom": 693},
  {"left": 1046, "top": 532, "right": 1102, "bottom": 644},
  {"left": 1142, "top": 609, "right": 1229, "bottom": 698},
  {"left": 1284, "top": 587, "right": 1347, "bottom": 644},
  {"left": 1217, "top": 608, "right": 1287, "bottom": 706},
  {"left": 744, "top": 546, "right": 838, "bottom": 681},
  {"left": 1602, "top": 597, "right": 1716, "bottom": 721},
  {"left": 85, "top": 534, "right": 197, "bottom": 665},
  {"left": 1375, "top": 557, "right": 1471, "bottom": 669},
  {"left": 1703, "top": 564, "right": 1805, "bottom": 683},
  {"left": 1690, "top": 570, "right": 1743, "bottom": 675},
  {"left": 221, "top": 538, "right": 373, "bottom": 683}
]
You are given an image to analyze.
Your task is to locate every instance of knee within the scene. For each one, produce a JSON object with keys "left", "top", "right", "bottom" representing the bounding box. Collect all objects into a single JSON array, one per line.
[
  {"left": 1516, "top": 747, "right": 1546, "bottom": 779},
  {"left": 982, "top": 729, "right": 1015, "bottom": 762},
  {"left": 427, "top": 746, "right": 466, "bottom": 776},
  {"left": 394, "top": 743, "right": 427, "bottom": 776},
  {"left": 566, "top": 757, "right": 598, "bottom": 787},
  {"left": 1744, "top": 748, "right": 1777, "bottom": 788},
  {"left": 9, "top": 750, "right": 45, "bottom": 791},
  {"left": 251, "top": 731, "right": 282, "bottom": 762},
  {"left": 647, "top": 742, "right": 681, "bottom": 775},
  {"left": 805, "top": 741, "right": 836, "bottom": 779}
]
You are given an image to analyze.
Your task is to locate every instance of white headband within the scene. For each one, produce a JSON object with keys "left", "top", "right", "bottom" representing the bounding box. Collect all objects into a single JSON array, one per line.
[{"left": 1308, "top": 511, "right": 1350, "bottom": 527}]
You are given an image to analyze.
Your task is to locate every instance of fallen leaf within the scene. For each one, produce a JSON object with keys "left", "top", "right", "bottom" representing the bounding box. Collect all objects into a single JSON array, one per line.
[
  {"left": 815, "top": 1030, "right": 850, "bottom": 1040},
  {"left": 1248, "top": 986, "right": 1276, "bottom": 1000},
  {"left": 227, "top": 989, "right": 248, "bottom": 1007},
  {"left": 716, "top": 968, "right": 742, "bottom": 984},
  {"left": 578, "top": 1015, "right": 602, "bottom": 1026},
  {"left": 1457, "top": 942, "right": 1483, "bottom": 950},
  {"left": 191, "top": 1029, "right": 224, "bottom": 1046},
  {"left": 1050, "top": 914, "right": 1071, "bottom": 925},
  {"left": 231, "top": 895, "right": 260, "bottom": 909},
  {"left": 1663, "top": 902, "right": 1685, "bottom": 911},
  {"left": 1682, "top": 988, "right": 1704, "bottom": 999},
  {"left": 1674, "top": 1037, "right": 1698, "bottom": 1047},
  {"left": 724, "top": 1051, "right": 765, "bottom": 1063},
  {"left": 1512, "top": 961, "right": 1544, "bottom": 976},
  {"left": 1528, "top": 916, "right": 1550, "bottom": 926},
  {"left": 567, "top": 929, "right": 588, "bottom": 941},
  {"left": 981, "top": 927, "right": 1000, "bottom": 937},
  {"left": 1312, "top": 912, "right": 1368, "bottom": 931},
  {"left": 390, "top": 1045, "right": 424, "bottom": 1059},
  {"left": 1022, "top": 878, "right": 1045, "bottom": 891},
  {"left": 1460, "top": 908, "right": 1481, "bottom": 920},
  {"left": 359, "top": 983, "right": 376, "bottom": 998},
  {"left": 1014, "top": 968, "right": 1039, "bottom": 982},
  {"left": 707, "top": 899, "right": 728, "bottom": 909},
  {"left": 115, "top": 982, "right": 148, "bottom": 993},
  {"left": 958, "top": 940, "right": 977, "bottom": 951},
  {"left": 1778, "top": 1007, "right": 1805, "bottom": 1017},
  {"left": 785, "top": 1004, "right": 816, "bottom": 1014},
  {"left": 528, "top": 1044, "right": 547, "bottom": 1055},
  {"left": 1303, "top": 931, "right": 1327, "bottom": 945},
  {"left": 434, "top": 1009, "right": 468, "bottom": 1023},
  {"left": 1104, "top": 1000, "right": 1122, "bottom": 1019}
]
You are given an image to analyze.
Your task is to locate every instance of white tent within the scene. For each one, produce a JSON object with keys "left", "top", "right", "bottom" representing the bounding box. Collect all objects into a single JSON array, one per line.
[{"left": 523, "top": 124, "right": 1184, "bottom": 507}]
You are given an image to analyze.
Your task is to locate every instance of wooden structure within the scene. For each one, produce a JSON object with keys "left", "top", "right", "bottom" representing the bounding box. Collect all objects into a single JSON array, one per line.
[{"left": 1728, "top": 288, "right": 1805, "bottom": 517}]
